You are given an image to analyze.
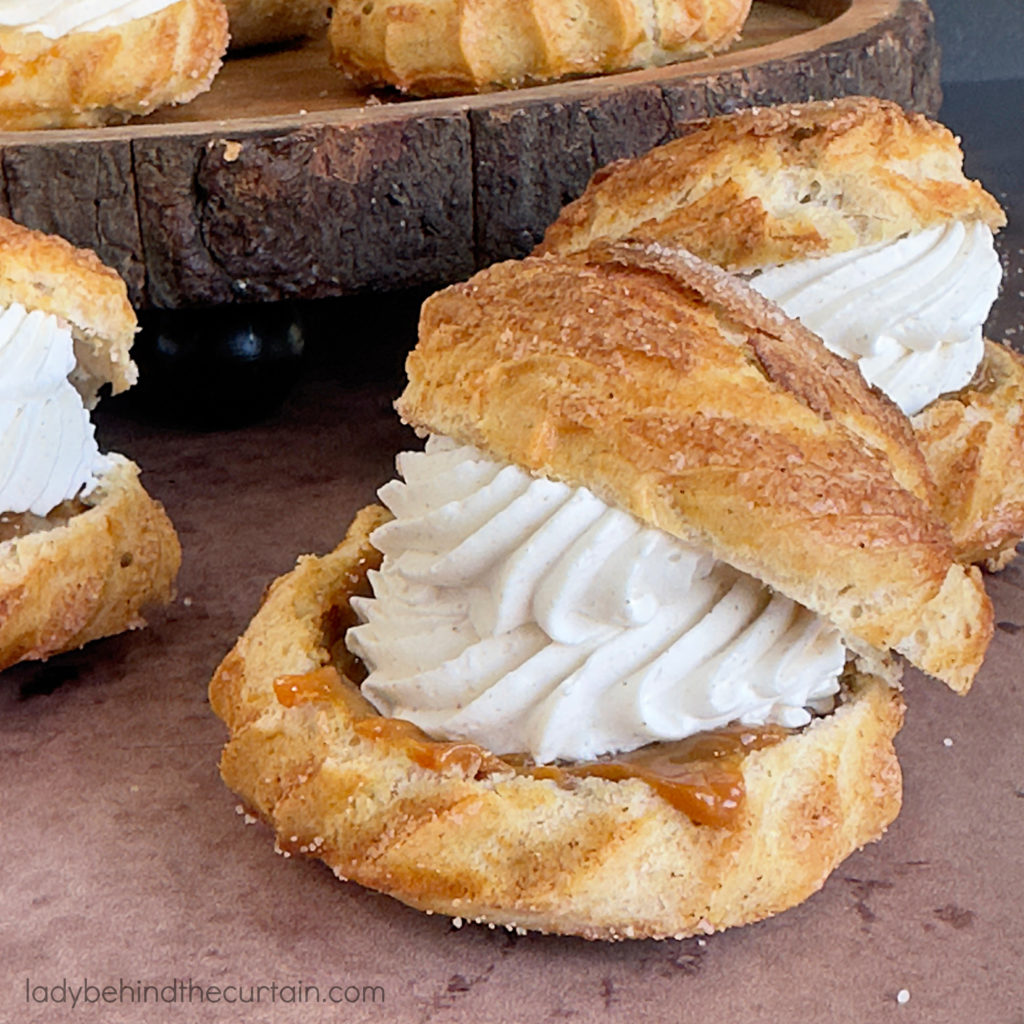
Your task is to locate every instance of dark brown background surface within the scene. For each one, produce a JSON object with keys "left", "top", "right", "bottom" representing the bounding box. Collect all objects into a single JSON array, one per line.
[{"left": 1, "top": 79, "right": 1023, "bottom": 1022}]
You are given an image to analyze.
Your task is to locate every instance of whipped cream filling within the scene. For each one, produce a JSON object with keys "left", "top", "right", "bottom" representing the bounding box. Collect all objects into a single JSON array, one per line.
[
  {"left": 347, "top": 436, "right": 844, "bottom": 764},
  {"left": 0, "top": 304, "right": 110, "bottom": 517},
  {"left": 748, "top": 221, "right": 1001, "bottom": 416},
  {"left": 0, "top": 0, "right": 178, "bottom": 39}
]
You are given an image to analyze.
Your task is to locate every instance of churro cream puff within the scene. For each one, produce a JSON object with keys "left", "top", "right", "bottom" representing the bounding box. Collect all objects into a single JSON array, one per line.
[
  {"left": 210, "top": 243, "right": 991, "bottom": 940},
  {"left": 0, "top": 0, "right": 229, "bottom": 129},
  {"left": 329, "top": 0, "right": 752, "bottom": 95},
  {"left": 0, "top": 217, "right": 180, "bottom": 671},
  {"left": 540, "top": 97, "right": 1022, "bottom": 568}
]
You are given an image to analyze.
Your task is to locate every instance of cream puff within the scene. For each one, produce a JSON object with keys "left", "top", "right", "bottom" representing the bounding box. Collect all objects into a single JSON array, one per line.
[
  {"left": 210, "top": 242, "right": 991, "bottom": 939},
  {"left": 0, "top": 0, "right": 229, "bottom": 130},
  {"left": 329, "top": 0, "right": 752, "bottom": 95},
  {"left": 0, "top": 217, "right": 180, "bottom": 671},
  {"left": 538, "top": 97, "right": 1022, "bottom": 568}
]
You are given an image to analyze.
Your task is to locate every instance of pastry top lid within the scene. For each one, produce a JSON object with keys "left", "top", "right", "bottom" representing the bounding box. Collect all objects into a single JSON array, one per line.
[
  {"left": 539, "top": 96, "right": 1006, "bottom": 269},
  {"left": 0, "top": 217, "right": 136, "bottom": 407},
  {"left": 397, "top": 242, "right": 992, "bottom": 692}
]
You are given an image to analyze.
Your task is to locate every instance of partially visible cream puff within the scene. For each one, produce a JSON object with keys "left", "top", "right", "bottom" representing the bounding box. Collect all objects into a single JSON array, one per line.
[
  {"left": 0, "top": 0, "right": 229, "bottom": 129},
  {"left": 329, "top": 0, "right": 753, "bottom": 96},
  {"left": 539, "top": 97, "right": 1021, "bottom": 567},
  {"left": 0, "top": 217, "right": 180, "bottom": 670}
]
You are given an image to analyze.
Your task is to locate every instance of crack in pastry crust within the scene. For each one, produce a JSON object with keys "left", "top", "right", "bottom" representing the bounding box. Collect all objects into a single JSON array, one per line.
[{"left": 210, "top": 504, "right": 904, "bottom": 940}]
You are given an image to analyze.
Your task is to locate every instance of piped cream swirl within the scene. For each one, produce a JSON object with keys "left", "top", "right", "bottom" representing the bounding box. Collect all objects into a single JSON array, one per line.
[
  {"left": 749, "top": 221, "right": 1001, "bottom": 416},
  {"left": 347, "top": 437, "right": 844, "bottom": 764},
  {"left": 0, "top": 0, "right": 178, "bottom": 39},
  {"left": 0, "top": 304, "right": 109, "bottom": 516}
]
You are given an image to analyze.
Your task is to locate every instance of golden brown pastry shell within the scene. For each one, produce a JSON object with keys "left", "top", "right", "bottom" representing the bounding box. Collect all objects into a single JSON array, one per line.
[
  {"left": 210, "top": 504, "right": 904, "bottom": 941},
  {"left": 0, "top": 456, "right": 181, "bottom": 672},
  {"left": 914, "top": 340, "right": 1024, "bottom": 570},
  {"left": 328, "top": 0, "right": 751, "bottom": 96},
  {"left": 0, "top": 0, "right": 228, "bottom": 130},
  {"left": 537, "top": 96, "right": 1005, "bottom": 267}
]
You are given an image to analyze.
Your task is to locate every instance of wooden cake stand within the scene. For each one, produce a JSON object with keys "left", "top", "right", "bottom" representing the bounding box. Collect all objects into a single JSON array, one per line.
[{"left": 0, "top": 0, "right": 939, "bottom": 308}]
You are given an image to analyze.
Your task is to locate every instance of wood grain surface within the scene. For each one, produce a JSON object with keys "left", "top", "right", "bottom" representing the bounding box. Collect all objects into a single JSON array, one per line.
[{"left": 0, "top": 0, "right": 941, "bottom": 309}]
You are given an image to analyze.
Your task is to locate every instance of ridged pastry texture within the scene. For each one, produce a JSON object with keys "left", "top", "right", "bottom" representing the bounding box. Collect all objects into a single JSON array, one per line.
[
  {"left": 210, "top": 504, "right": 904, "bottom": 941},
  {"left": 328, "top": 0, "right": 751, "bottom": 95},
  {"left": 0, "top": 456, "right": 180, "bottom": 671},
  {"left": 398, "top": 243, "right": 992, "bottom": 694},
  {"left": 537, "top": 97, "right": 1021, "bottom": 567},
  {"left": 0, "top": 215, "right": 181, "bottom": 671},
  {"left": 0, "top": 0, "right": 229, "bottom": 130},
  {"left": 223, "top": 0, "right": 329, "bottom": 48}
]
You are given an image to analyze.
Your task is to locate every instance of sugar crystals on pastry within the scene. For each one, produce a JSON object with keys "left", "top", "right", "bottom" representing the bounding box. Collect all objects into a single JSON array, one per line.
[
  {"left": 0, "top": 0, "right": 229, "bottom": 130},
  {"left": 539, "top": 96, "right": 1023, "bottom": 568},
  {"left": 210, "top": 242, "right": 991, "bottom": 940},
  {"left": 0, "top": 217, "right": 180, "bottom": 671}
]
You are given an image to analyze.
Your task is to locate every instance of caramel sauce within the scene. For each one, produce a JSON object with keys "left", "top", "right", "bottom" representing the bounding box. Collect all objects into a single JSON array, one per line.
[
  {"left": 504, "top": 724, "right": 788, "bottom": 829},
  {"left": 273, "top": 666, "right": 346, "bottom": 707},
  {"left": 272, "top": 666, "right": 503, "bottom": 776},
  {"left": 353, "top": 717, "right": 501, "bottom": 776},
  {"left": 272, "top": 665, "right": 790, "bottom": 829},
  {"left": 0, "top": 498, "right": 89, "bottom": 544}
]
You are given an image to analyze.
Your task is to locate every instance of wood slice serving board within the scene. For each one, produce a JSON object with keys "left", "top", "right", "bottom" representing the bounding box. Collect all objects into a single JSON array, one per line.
[{"left": 0, "top": 0, "right": 940, "bottom": 308}]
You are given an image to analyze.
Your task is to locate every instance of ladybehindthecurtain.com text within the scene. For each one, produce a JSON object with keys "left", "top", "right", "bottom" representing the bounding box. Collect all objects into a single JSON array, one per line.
[{"left": 23, "top": 976, "right": 386, "bottom": 1009}]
